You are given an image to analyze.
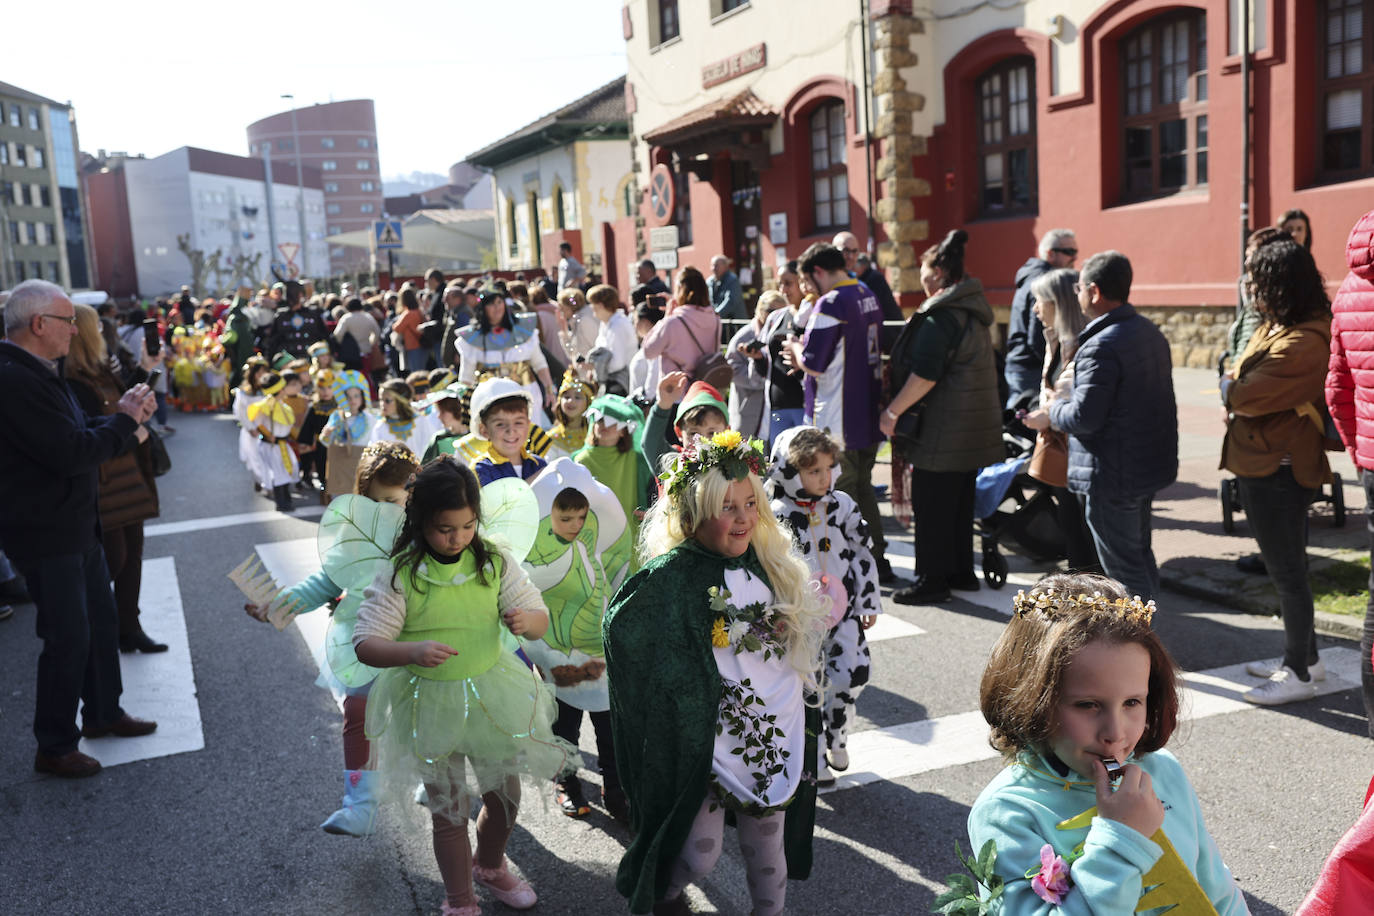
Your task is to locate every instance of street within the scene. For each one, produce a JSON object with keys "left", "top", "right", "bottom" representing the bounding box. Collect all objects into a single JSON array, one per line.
[{"left": 1, "top": 368, "right": 1368, "bottom": 916}]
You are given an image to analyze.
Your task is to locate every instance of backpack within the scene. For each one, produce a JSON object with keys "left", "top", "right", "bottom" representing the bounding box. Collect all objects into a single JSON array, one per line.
[{"left": 681, "top": 318, "right": 733, "bottom": 392}]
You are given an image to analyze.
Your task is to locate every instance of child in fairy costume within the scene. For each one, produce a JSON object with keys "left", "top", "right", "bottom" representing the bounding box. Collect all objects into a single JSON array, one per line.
[
  {"left": 319, "top": 370, "right": 374, "bottom": 448},
  {"left": 603, "top": 431, "right": 828, "bottom": 916},
  {"left": 573, "top": 394, "right": 655, "bottom": 572},
  {"left": 966, "top": 572, "right": 1246, "bottom": 915},
  {"left": 522, "top": 459, "right": 629, "bottom": 822},
  {"left": 354, "top": 458, "right": 573, "bottom": 915},
  {"left": 420, "top": 382, "right": 473, "bottom": 463},
  {"left": 243, "top": 441, "right": 419, "bottom": 837},
  {"left": 768, "top": 426, "right": 881, "bottom": 786},
  {"left": 546, "top": 370, "right": 594, "bottom": 459}
]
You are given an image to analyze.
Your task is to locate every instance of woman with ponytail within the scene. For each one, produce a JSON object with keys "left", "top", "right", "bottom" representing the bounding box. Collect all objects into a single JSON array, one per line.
[{"left": 879, "top": 229, "right": 1004, "bottom": 604}]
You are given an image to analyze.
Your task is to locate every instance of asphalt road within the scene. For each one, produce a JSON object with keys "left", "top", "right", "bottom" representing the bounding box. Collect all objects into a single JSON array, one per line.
[{"left": 0, "top": 406, "right": 1368, "bottom": 916}]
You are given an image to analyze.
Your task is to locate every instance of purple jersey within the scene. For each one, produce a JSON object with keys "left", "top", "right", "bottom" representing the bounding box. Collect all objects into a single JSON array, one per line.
[{"left": 800, "top": 279, "right": 883, "bottom": 449}]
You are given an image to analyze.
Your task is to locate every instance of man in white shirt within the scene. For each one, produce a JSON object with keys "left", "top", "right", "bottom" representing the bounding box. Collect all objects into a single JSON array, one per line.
[{"left": 557, "top": 242, "right": 587, "bottom": 292}]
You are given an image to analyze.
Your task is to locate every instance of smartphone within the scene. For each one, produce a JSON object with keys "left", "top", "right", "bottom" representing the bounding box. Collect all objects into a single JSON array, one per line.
[
  {"left": 142, "top": 319, "right": 161, "bottom": 356},
  {"left": 146, "top": 367, "right": 163, "bottom": 390},
  {"left": 745, "top": 340, "right": 765, "bottom": 355}
]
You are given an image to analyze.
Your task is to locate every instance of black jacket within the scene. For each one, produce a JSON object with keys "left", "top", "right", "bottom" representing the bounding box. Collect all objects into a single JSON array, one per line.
[
  {"left": 1004, "top": 257, "right": 1051, "bottom": 404},
  {"left": 266, "top": 305, "right": 327, "bottom": 358},
  {"left": 0, "top": 341, "right": 139, "bottom": 559}
]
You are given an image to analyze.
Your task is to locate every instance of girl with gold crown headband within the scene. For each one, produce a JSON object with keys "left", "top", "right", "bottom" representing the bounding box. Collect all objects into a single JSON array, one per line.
[
  {"left": 546, "top": 370, "right": 595, "bottom": 459},
  {"left": 603, "top": 431, "right": 828, "bottom": 915},
  {"left": 962, "top": 572, "right": 1246, "bottom": 915}
]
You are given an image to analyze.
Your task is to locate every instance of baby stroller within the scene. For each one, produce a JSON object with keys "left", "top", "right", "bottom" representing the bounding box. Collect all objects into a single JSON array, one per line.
[{"left": 973, "top": 421, "right": 1067, "bottom": 588}]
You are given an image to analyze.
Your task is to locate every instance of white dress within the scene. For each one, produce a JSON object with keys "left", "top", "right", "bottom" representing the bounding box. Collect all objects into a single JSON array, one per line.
[
  {"left": 233, "top": 390, "right": 266, "bottom": 481},
  {"left": 711, "top": 566, "right": 805, "bottom": 809},
  {"left": 455, "top": 316, "right": 551, "bottom": 428}
]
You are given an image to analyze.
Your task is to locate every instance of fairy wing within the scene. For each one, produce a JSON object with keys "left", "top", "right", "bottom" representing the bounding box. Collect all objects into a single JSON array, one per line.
[
  {"left": 479, "top": 478, "right": 541, "bottom": 563},
  {"left": 318, "top": 494, "right": 406, "bottom": 593}
]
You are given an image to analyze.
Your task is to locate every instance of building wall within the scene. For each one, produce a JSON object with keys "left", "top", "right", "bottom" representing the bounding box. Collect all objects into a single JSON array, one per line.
[
  {"left": 83, "top": 167, "right": 137, "bottom": 298},
  {"left": 0, "top": 93, "right": 89, "bottom": 290},
  {"left": 247, "top": 99, "right": 382, "bottom": 276},
  {"left": 122, "top": 149, "right": 327, "bottom": 297}
]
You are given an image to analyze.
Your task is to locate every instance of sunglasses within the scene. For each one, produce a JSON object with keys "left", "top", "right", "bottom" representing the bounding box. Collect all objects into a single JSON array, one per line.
[
  {"left": 1051, "top": 247, "right": 1078, "bottom": 257},
  {"left": 1072, "top": 281, "right": 1096, "bottom": 294}
]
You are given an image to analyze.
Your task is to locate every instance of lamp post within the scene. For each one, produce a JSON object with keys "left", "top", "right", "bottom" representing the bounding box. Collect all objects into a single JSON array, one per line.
[{"left": 282, "top": 93, "right": 308, "bottom": 280}]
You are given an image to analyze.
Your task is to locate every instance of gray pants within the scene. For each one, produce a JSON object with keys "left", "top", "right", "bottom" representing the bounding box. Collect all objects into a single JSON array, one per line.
[
  {"left": 1237, "top": 468, "right": 1319, "bottom": 679},
  {"left": 1079, "top": 489, "right": 1160, "bottom": 602},
  {"left": 837, "top": 445, "right": 887, "bottom": 561}
]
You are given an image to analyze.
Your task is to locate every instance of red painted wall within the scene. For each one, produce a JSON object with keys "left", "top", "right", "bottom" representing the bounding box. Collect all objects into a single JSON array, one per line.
[
  {"left": 925, "top": 0, "right": 1373, "bottom": 310},
  {"left": 82, "top": 168, "right": 138, "bottom": 299}
]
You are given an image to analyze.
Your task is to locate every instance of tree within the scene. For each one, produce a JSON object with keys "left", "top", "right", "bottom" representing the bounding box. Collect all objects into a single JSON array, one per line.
[
  {"left": 176, "top": 233, "right": 223, "bottom": 299},
  {"left": 230, "top": 251, "right": 265, "bottom": 292}
]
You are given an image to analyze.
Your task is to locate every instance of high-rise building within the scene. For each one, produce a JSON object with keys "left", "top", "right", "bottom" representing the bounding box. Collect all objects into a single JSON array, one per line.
[
  {"left": 247, "top": 99, "right": 383, "bottom": 276},
  {"left": 0, "top": 81, "right": 91, "bottom": 290}
]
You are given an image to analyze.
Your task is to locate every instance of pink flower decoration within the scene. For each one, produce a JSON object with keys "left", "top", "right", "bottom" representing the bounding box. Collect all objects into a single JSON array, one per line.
[{"left": 1031, "top": 844, "right": 1072, "bottom": 905}]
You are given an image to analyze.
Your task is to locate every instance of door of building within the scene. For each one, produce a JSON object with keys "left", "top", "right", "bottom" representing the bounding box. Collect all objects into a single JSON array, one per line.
[{"left": 730, "top": 161, "right": 763, "bottom": 311}]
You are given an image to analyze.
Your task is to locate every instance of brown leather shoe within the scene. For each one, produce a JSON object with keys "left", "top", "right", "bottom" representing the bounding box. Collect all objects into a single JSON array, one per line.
[
  {"left": 81, "top": 714, "right": 157, "bottom": 739},
  {"left": 34, "top": 750, "right": 102, "bottom": 778}
]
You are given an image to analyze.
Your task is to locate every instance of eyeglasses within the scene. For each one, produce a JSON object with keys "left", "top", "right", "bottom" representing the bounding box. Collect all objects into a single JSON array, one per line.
[
  {"left": 1072, "top": 282, "right": 1095, "bottom": 295},
  {"left": 1051, "top": 247, "right": 1078, "bottom": 257},
  {"left": 41, "top": 313, "right": 77, "bottom": 326}
]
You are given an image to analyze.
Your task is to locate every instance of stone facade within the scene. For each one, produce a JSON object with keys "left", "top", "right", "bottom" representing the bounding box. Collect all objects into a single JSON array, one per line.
[
  {"left": 871, "top": 2, "right": 929, "bottom": 299},
  {"left": 1136, "top": 305, "right": 1235, "bottom": 370}
]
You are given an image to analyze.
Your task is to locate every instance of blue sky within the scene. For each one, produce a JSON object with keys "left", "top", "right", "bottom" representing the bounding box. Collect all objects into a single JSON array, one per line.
[{"left": 11, "top": 0, "right": 627, "bottom": 179}]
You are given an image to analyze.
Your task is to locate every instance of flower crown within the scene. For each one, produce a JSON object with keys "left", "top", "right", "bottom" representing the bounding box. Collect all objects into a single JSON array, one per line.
[
  {"left": 1011, "top": 589, "right": 1156, "bottom": 626},
  {"left": 661, "top": 429, "right": 768, "bottom": 498}
]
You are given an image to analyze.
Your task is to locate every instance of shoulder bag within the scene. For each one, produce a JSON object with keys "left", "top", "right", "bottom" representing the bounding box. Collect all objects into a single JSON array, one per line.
[
  {"left": 146, "top": 425, "right": 172, "bottom": 477},
  {"left": 680, "top": 315, "right": 733, "bottom": 392}
]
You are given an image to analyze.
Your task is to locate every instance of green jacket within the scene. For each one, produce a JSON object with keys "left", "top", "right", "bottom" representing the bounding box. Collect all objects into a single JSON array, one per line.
[
  {"left": 603, "top": 540, "right": 818, "bottom": 913},
  {"left": 222, "top": 294, "right": 256, "bottom": 385}
]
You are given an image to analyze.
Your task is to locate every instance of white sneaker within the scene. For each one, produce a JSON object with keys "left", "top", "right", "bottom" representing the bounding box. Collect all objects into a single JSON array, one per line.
[
  {"left": 1243, "top": 666, "right": 1319, "bottom": 706},
  {"left": 1245, "top": 657, "right": 1326, "bottom": 681},
  {"left": 815, "top": 760, "right": 836, "bottom": 786},
  {"left": 826, "top": 747, "right": 850, "bottom": 772}
]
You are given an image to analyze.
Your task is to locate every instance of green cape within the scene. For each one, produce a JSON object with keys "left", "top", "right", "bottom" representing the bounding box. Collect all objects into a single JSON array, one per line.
[{"left": 603, "top": 540, "right": 818, "bottom": 913}]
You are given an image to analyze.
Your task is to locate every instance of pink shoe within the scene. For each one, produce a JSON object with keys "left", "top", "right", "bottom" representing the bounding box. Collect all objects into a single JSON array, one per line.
[
  {"left": 440, "top": 902, "right": 481, "bottom": 916},
  {"left": 472, "top": 859, "right": 537, "bottom": 909}
]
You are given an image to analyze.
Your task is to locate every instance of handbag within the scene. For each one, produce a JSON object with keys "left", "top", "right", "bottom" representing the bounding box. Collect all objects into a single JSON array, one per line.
[
  {"left": 680, "top": 317, "right": 733, "bottom": 393},
  {"left": 1028, "top": 428, "right": 1069, "bottom": 487},
  {"left": 889, "top": 312, "right": 971, "bottom": 454},
  {"left": 146, "top": 425, "right": 172, "bottom": 477}
]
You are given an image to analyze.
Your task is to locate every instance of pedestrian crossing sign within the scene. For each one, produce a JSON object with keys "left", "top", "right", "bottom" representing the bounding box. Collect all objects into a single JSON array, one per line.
[{"left": 374, "top": 220, "right": 403, "bottom": 249}]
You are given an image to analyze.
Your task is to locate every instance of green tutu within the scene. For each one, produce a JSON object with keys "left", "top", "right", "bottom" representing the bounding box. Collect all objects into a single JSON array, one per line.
[{"left": 365, "top": 650, "right": 574, "bottom": 819}]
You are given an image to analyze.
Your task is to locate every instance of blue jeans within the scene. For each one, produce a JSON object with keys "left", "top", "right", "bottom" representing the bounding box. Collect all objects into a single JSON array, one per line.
[
  {"left": 768, "top": 408, "right": 807, "bottom": 445},
  {"left": 11, "top": 542, "right": 125, "bottom": 755},
  {"left": 154, "top": 391, "right": 169, "bottom": 426},
  {"left": 1078, "top": 490, "right": 1160, "bottom": 601},
  {"left": 1236, "top": 467, "right": 1318, "bottom": 678}
]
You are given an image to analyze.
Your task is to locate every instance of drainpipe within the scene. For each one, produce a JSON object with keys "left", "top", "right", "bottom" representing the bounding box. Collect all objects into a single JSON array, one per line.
[
  {"left": 859, "top": 0, "right": 877, "bottom": 255},
  {"left": 1239, "top": 0, "right": 1251, "bottom": 275}
]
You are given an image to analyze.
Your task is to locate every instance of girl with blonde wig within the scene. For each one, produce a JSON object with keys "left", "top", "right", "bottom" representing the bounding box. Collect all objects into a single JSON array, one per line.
[{"left": 604, "top": 431, "right": 827, "bottom": 916}]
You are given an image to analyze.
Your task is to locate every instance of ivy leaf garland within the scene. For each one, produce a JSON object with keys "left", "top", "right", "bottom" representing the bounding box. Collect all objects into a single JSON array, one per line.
[{"left": 931, "top": 840, "right": 1005, "bottom": 915}]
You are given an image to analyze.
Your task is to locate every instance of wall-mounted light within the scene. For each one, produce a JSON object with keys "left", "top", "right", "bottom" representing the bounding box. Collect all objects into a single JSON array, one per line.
[{"left": 1047, "top": 14, "right": 1066, "bottom": 40}]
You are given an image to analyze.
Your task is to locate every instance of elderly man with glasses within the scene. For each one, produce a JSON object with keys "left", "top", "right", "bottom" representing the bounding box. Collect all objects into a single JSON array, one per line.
[
  {"left": 1005, "top": 228, "right": 1078, "bottom": 409},
  {"left": 0, "top": 280, "right": 160, "bottom": 779}
]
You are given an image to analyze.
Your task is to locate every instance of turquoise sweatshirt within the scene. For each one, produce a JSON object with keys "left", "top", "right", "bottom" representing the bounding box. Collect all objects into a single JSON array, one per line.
[
  {"left": 280, "top": 569, "right": 339, "bottom": 613},
  {"left": 967, "top": 748, "right": 1247, "bottom": 915}
]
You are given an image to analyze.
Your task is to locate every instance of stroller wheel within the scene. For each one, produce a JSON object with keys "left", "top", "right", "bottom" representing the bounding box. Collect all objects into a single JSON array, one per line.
[
  {"left": 1332, "top": 473, "right": 1346, "bottom": 527},
  {"left": 1220, "top": 479, "right": 1237, "bottom": 534},
  {"left": 983, "top": 551, "right": 1009, "bottom": 590}
]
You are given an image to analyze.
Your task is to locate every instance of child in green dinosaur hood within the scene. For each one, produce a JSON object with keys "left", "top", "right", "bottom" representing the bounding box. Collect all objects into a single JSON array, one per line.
[{"left": 574, "top": 394, "right": 656, "bottom": 570}]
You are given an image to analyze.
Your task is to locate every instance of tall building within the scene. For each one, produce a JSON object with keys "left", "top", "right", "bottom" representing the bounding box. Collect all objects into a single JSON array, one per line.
[
  {"left": 83, "top": 146, "right": 326, "bottom": 298},
  {"left": 247, "top": 99, "right": 383, "bottom": 276},
  {"left": 625, "top": 0, "right": 1374, "bottom": 366},
  {"left": 0, "top": 81, "right": 91, "bottom": 290}
]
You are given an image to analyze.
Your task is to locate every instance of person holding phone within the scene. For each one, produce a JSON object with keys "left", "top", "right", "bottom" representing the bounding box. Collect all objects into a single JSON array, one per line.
[{"left": 725, "top": 290, "right": 784, "bottom": 439}]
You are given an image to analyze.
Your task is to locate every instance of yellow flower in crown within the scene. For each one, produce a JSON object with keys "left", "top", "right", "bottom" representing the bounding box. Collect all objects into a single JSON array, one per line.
[{"left": 711, "top": 429, "right": 743, "bottom": 449}]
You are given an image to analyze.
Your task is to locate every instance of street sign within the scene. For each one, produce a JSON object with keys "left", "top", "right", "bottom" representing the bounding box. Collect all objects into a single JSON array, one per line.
[
  {"left": 650, "top": 249, "right": 678, "bottom": 271},
  {"left": 277, "top": 242, "right": 300, "bottom": 265},
  {"left": 650, "top": 226, "right": 679, "bottom": 250},
  {"left": 374, "top": 220, "right": 404, "bottom": 249}
]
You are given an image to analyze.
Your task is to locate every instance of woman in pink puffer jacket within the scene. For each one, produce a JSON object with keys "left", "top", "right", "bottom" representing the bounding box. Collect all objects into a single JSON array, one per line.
[{"left": 1326, "top": 207, "right": 1374, "bottom": 736}]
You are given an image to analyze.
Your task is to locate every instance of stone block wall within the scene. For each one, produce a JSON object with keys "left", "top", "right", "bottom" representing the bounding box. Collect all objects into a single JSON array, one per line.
[{"left": 1136, "top": 306, "right": 1236, "bottom": 370}]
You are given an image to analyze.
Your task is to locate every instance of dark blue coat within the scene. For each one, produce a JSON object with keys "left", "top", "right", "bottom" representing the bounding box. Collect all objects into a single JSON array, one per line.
[
  {"left": 0, "top": 341, "right": 139, "bottom": 559},
  {"left": 1004, "top": 257, "right": 1051, "bottom": 406},
  {"left": 1048, "top": 304, "right": 1178, "bottom": 499}
]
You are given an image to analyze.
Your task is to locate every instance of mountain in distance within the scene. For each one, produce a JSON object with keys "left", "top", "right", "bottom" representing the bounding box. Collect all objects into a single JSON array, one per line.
[{"left": 382, "top": 171, "right": 450, "bottom": 197}]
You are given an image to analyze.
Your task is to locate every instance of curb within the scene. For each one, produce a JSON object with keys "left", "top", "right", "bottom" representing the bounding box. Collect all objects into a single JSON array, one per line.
[{"left": 1162, "top": 575, "right": 1364, "bottom": 642}]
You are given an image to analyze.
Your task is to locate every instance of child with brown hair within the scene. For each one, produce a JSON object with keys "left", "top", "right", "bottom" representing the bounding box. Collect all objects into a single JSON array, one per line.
[
  {"left": 586, "top": 283, "right": 637, "bottom": 395},
  {"left": 768, "top": 426, "right": 880, "bottom": 785},
  {"left": 368, "top": 378, "right": 431, "bottom": 457},
  {"left": 574, "top": 395, "right": 655, "bottom": 567},
  {"left": 244, "top": 440, "right": 420, "bottom": 836},
  {"left": 547, "top": 370, "right": 594, "bottom": 459},
  {"left": 966, "top": 572, "right": 1246, "bottom": 914}
]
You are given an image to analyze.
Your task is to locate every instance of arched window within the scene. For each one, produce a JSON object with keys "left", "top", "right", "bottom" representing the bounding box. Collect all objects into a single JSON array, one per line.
[
  {"left": 1120, "top": 10, "right": 1208, "bottom": 200},
  {"left": 552, "top": 185, "right": 566, "bottom": 230},
  {"left": 1319, "top": 0, "right": 1374, "bottom": 179},
  {"left": 809, "top": 100, "right": 848, "bottom": 232},
  {"left": 976, "top": 56, "right": 1037, "bottom": 215}
]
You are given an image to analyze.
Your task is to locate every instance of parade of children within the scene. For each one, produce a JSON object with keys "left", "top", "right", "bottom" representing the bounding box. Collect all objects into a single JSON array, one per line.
[{"left": 62, "top": 229, "right": 1372, "bottom": 916}]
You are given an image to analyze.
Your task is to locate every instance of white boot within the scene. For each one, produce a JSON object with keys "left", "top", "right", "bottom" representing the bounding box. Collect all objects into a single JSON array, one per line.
[{"left": 321, "top": 769, "right": 379, "bottom": 837}]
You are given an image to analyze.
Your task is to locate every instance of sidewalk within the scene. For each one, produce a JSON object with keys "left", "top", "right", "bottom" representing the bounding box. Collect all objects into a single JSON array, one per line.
[{"left": 872, "top": 367, "right": 1369, "bottom": 639}]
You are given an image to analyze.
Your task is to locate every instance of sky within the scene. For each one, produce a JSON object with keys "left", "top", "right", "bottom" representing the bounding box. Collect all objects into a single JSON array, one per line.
[{"left": 6, "top": 0, "right": 627, "bottom": 181}]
